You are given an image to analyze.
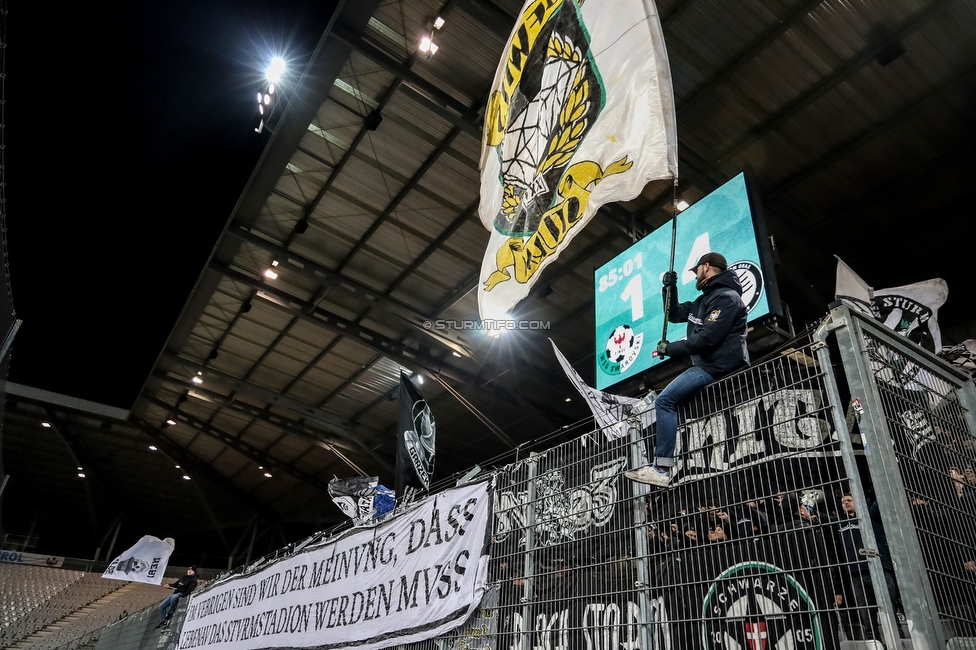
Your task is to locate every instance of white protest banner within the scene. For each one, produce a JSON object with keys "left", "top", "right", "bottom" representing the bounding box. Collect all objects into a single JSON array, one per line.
[
  {"left": 178, "top": 480, "right": 493, "bottom": 650},
  {"left": 102, "top": 535, "right": 175, "bottom": 585}
]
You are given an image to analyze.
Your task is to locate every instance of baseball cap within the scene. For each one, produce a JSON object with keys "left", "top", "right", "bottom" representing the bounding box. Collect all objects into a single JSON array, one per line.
[{"left": 689, "top": 252, "right": 727, "bottom": 271}]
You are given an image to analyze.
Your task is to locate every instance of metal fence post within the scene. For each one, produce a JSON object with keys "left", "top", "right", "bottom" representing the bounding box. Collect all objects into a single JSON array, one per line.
[
  {"left": 628, "top": 421, "right": 655, "bottom": 650},
  {"left": 825, "top": 304, "right": 946, "bottom": 647},
  {"left": 521, "top": 453, "right": 538, "bottom": 650},
  {"left": 813, "top": 318, "right": 902, "bottom": 647}
]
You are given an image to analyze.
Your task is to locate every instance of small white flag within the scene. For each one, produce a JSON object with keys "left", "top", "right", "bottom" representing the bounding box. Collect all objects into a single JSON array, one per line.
[
  {"left": 873, "top": 278, "right": 947, "bottom": 355},
  {"left": 834, "top": 257, "right": 874, "bottom": 316},
  {"left": 102, "top": 535, "right": 175, "bottom": 585},
  {"left": 550, "top": 339, "right": 654, "bottom": 441}
]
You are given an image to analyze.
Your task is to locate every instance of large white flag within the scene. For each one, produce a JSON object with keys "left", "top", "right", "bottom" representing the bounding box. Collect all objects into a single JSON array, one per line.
[
  {"left": 550, "top": 339, "right": 654, "bottom": 441},
  {"left": 478, "top": 0, "right": 677, "bottom": 320},
  {"left": 873, "top": 279, "right": 947, "bottom": 355},
  {"left": 102, "top": 535, "right": 175, "bottom": 585}
]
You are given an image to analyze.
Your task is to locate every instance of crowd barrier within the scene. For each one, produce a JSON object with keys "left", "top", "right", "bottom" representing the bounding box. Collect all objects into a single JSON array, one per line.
[{"left": 21, "top": 305, "right": 976, "bottom": 650}]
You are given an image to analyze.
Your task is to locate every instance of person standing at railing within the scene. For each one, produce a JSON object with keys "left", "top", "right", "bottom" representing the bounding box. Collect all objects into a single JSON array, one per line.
[
  {"left": 157, "top": 566, "right": 197, "bottom": 627},
  {"left": 625, "top": 252, "right": 749, "bottom": 488}
]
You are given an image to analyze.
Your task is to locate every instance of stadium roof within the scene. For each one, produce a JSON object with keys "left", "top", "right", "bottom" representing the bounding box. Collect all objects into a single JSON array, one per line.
[{"left": 3, "top": 0, "right": 975, "bottom": 565}]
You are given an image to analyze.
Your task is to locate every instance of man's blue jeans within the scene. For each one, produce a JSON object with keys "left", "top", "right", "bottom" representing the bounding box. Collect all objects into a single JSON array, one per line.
[
  {"left": 653, "top": 365, "right": 716, "bottom": 467},
  {"left": 159, "top": 593, "right": 182, "bottom": 622}
]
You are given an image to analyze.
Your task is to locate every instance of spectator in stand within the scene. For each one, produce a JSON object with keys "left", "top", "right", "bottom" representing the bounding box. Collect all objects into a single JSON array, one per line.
[
  {"left": 707, "top": 524, "right": 727, "bottom": 543},
  {"left": 158, "top": 567, "right": 198, "bottom": 627},
  {"left": 831, "top": 495, "right": 904, "bottom": 640}
]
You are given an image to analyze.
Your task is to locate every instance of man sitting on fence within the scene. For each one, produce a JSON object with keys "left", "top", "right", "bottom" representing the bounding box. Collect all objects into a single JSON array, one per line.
[
  {"left": 158, "top": 566, "right": 198, "bottom": 627},
  {"left": 625, "top": 252, "right": 749, "bottom": 488}
]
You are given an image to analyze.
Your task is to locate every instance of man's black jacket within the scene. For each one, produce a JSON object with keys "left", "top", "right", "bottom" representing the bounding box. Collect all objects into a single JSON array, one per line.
[
  {"left": 169, "top": 573, "right": 198, "bottom": 596},
  {"left": 665, "top": 270, "right": 749, "bottom": 377}
]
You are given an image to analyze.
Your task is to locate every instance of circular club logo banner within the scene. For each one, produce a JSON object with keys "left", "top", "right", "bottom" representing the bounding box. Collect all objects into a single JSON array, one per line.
[
  {"left": 701, "top": 562, "right": 823, "bottom": 650},
  {"left": 729, "top": 260, "right": 764, "bottom": 314}
]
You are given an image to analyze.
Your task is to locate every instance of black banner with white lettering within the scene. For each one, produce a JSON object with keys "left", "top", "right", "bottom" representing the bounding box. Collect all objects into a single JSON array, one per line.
[{"left": 397, "top": 372, "right": 436, "bottom": 496}]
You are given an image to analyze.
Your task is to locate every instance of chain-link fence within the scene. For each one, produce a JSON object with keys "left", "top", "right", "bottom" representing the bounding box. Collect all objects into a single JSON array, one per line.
[{"left": 14, "top": 306, "right": 976, "bottom": 650}]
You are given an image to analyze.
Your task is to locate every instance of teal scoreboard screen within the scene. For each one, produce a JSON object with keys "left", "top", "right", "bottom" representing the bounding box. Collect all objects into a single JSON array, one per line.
[{"left": 594, "top": 173, "right": 773, "bottom": 389}]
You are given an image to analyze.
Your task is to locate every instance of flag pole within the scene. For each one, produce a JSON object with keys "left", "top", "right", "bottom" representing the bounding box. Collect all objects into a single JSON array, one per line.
[{"left": 661, "top": 178, "right": 678, "bottom": 344}]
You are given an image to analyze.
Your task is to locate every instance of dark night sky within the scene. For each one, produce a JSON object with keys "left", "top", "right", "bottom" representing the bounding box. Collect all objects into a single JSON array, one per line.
[{"left": 5, "top": 0, "right": 337, "bottom": 408}]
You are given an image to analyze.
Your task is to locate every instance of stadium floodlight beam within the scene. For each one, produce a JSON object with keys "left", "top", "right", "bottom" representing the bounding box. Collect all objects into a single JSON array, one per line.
[{"left": 266, "top": 56, "right": 285, "bottom": 83}]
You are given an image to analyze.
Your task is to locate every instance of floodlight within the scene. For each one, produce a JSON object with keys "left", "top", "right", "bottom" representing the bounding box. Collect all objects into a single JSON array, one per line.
[
  {"left": 182, "top": 475, "right": 191, "bottom": 481},
  {"left": 433, "top": 16, "right": 445, "bottom": 29},
  {"left": 41, "top": 422, "right": 52, "bottom": 428},
  {"left": 165, "top": 419, "right": 176, "bottom": 426},
  {"left": 263, "top": 94, "right": 271, "bottom": 105},
  {"left": 148, "top": 445, "right": 158, "bottom": 451},
  {"left": 419, "top": 36, "right": 432, "bottom": 53},
  {"left": 78, "top": 473, "right": 86, "bottom": 478},
  {"left": 192, "top": 376, "right": 203, "bottom": 384},
  {"left": 268, "top": 83, "right": 275, "bottom": 95},
  {"left": 263, "top": 472, "right": 273, "bottom": 478},
  {"left": 676, "top": 199, "right": 690, "bottom": 212},
  {"left": 266, "top": 57, "right": 285, "bottom": 83},
  {"left": 264, "top": 269, "right": 278, "bottom": 280}
]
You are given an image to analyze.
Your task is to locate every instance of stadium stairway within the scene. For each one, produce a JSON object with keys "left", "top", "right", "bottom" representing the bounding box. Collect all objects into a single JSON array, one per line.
[{"left": 5, "top": 580, "right": 168, "bottom": 650}]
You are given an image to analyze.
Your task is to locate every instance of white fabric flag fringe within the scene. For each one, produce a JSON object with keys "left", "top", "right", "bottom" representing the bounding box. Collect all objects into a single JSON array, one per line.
[
  {"left": 940, "top": 340, "right": 976, "bottom": 379},
  {"left": 102, "top": 535, "right": 175, "bottom": 585},
  {"left": 478, "top": 0, "right": 677, "bottom": 320},
  {"left": 550, "top": 339, "right": 654, "bottom": 441}
]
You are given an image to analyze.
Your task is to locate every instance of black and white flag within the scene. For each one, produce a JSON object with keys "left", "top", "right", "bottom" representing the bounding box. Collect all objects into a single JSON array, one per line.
[
  {"left": 550, "top": 340, "right": 654, "bottom": 441},
  {"left": 328, "top": 476, "right": 394, "bottom": 525},
  {"left": 396, "top": 371, "right": 435, "bottom": 496},
  {"left": 834, "top": 258, "right": 948, "bottom": 354},
  {"left": 102, "top": 535, "right": 175, "bottom": 585}
]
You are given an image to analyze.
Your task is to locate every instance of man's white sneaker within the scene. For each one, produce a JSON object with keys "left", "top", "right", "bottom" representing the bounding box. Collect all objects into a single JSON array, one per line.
[{"left": 624, "top": 465, "right": 670, "bottom": 488}]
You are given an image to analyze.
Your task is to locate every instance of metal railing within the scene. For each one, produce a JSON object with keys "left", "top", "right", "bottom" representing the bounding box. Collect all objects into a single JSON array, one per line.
[{"left": 17, "top": 305, "right": 976, "bottom": 649}]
